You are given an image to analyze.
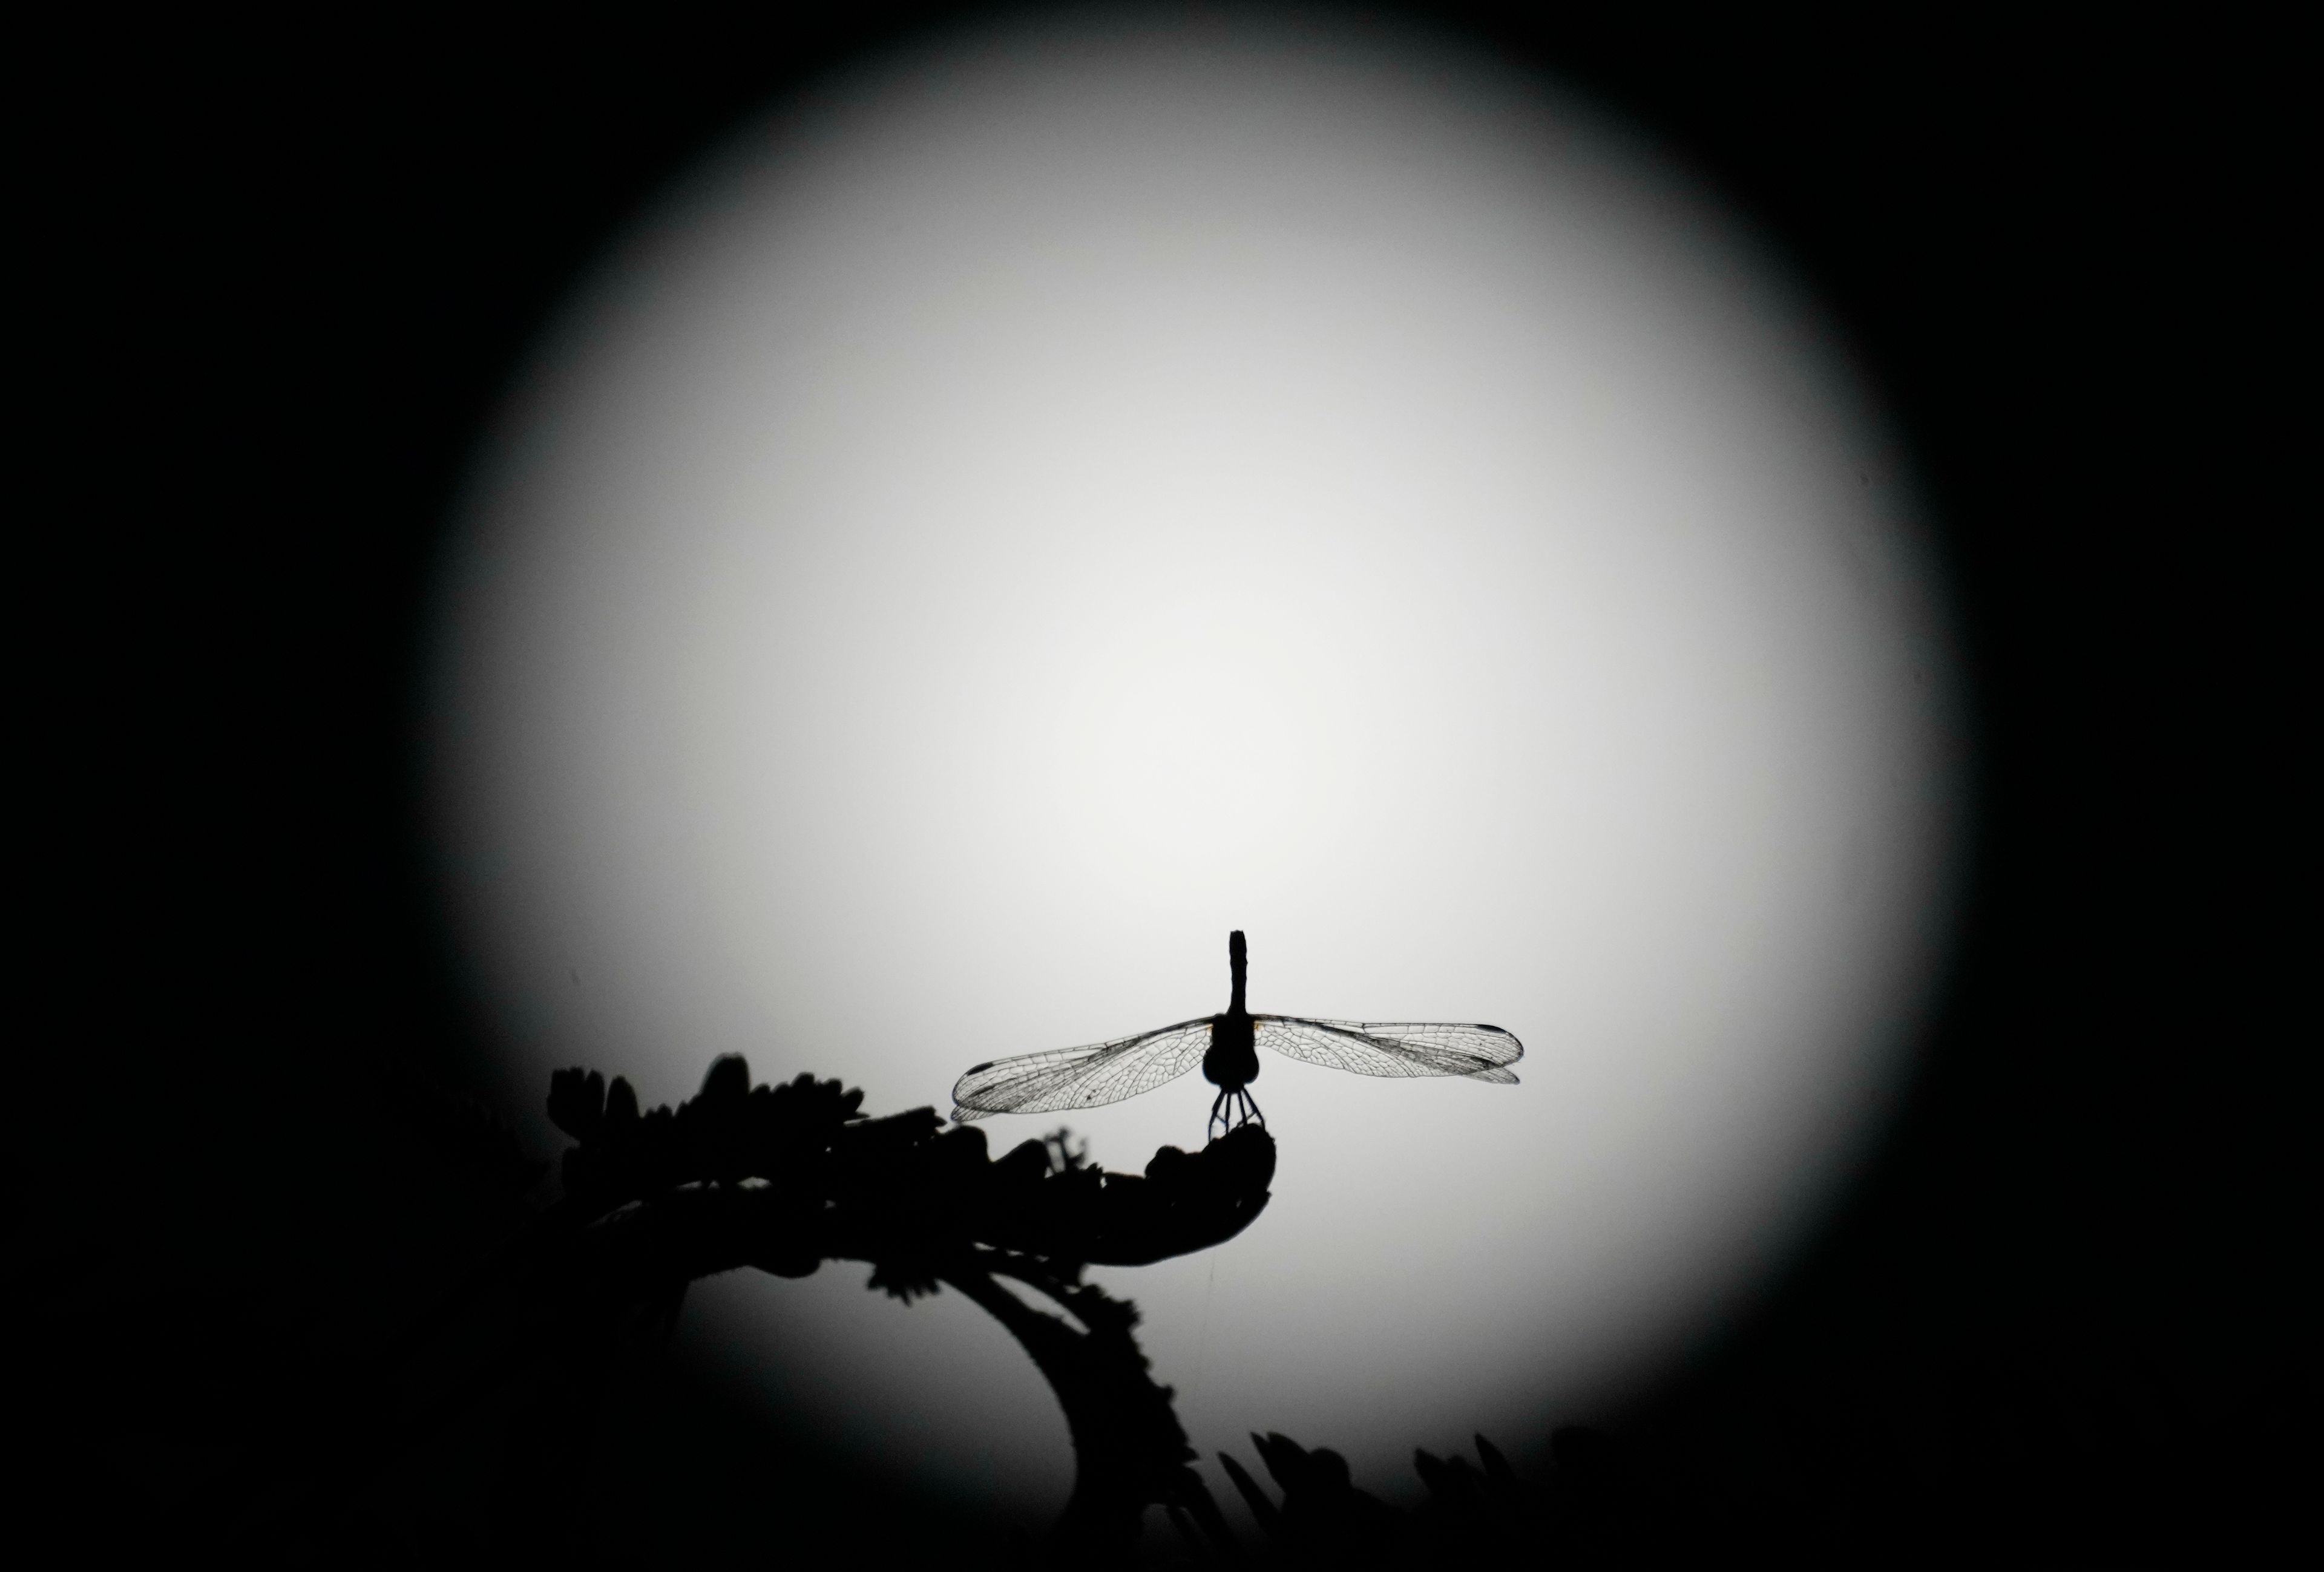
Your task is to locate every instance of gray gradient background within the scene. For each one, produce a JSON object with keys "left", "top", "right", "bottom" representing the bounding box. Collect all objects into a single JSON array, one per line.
[{"left": 430, "top": 13, "right": 1967, "bottom": 1519}]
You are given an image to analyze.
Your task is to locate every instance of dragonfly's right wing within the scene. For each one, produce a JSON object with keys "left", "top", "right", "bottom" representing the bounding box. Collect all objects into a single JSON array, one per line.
[
  {"left": 950, "top": 1016, "right": 1216, "bottom": 1122},
  {"left": 1254, "top": 1017, "right": 1523, "bottom": 1082}
]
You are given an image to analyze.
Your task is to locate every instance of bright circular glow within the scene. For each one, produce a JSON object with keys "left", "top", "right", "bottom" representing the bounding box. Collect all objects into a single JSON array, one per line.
[{"left": 430, "top": 11, "right": 1966, "bottom": 1520}]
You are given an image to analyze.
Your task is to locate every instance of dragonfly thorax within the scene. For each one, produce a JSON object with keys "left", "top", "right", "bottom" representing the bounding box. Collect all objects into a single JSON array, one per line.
[{"left": 1203, "top": 1007, "right": 1259, "bottom": 1090}]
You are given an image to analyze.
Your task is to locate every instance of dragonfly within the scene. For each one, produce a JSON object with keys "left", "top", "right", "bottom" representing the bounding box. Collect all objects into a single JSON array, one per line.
[{"left": 950, "top": 932, "right": 1523, "bottom": 1139}]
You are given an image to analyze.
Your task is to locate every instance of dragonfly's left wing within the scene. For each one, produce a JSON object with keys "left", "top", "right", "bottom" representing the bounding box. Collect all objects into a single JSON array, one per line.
[
  {"left": 1253, "top": 1017, "right": 1523, "bottom": 1082},
  {"left": 950, "top": 1016, "right": 1217, "bottom": 1122}
]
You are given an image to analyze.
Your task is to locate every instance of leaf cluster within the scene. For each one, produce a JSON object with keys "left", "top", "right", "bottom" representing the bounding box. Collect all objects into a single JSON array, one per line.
[{"left": 543, "top": 1055, "right": 1276, "bottom": 1280}]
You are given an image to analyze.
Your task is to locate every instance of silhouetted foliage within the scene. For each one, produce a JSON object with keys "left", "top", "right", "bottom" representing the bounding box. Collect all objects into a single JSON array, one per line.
[
  {"left": 535, "top": 1056, "right": 1278, "bottom": 1279},
  {"left": 1178, "top": 1374, "right": 2320, "bottom": 1570},
  {"left": 78, "top": 1055, "right": 2292, "bottom": 1567},
  {"left": 381, "top": 1068, "right": 550, "bottom": 1197},
  {"left": 1212, "top": 1432, "right": 1403, "bottom": 1568},
  {"left": 328, "top": 1055, "right": 1278, "bottom": 1562}
]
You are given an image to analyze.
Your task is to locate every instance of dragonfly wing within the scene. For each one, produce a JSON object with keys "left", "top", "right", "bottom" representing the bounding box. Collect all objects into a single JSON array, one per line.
[
  {"left": 1253, "top": 1017, "right": 1523, "bottom": 1082},
  {"left": 950, "top": 1016, "right": 1216, "bottom": 1121}
]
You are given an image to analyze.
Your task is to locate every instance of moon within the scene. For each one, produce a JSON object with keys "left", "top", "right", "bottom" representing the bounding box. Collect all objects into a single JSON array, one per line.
[{"left": 428, "top": 10, "right": 1966, "bottom": 1522}]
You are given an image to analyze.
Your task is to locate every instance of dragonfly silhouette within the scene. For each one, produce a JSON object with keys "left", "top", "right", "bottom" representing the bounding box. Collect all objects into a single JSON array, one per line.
[{"left": 950, "top": 932, "right": 1522, "bottom": 1139}]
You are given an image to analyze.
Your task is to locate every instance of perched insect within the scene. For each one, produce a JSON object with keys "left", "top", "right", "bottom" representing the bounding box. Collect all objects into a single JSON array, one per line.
[{"left": 950, "top": 931, "right": 1522, "bottom": 1139}]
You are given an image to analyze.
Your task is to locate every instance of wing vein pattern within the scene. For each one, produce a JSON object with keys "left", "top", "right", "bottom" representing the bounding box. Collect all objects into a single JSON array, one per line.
[
  {"left": 950, "top": 1016, "right": 1216, "bottom": 1121},
  {"left": 1253, "top": 1017, "right": 1523, "bottom": 1082}
]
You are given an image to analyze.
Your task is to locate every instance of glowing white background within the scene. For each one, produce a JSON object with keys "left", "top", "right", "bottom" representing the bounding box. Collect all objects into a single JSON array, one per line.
[{"left": 433, "top": 13, "right": 1964, "bottom": 1520}]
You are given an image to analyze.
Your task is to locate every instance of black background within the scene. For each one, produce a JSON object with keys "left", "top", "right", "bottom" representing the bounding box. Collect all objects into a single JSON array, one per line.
[{"left": 18, "top": 2, "right": 2305, "bottom": 1562}]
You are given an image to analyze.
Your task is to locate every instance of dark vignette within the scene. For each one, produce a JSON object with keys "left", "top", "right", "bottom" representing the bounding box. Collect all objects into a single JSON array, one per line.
[{"left": 16, "top": 2, "right": 2305, "bottom": 1562}]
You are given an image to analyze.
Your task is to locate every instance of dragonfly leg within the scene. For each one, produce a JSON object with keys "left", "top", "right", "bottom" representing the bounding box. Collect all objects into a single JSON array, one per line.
[
  {"left": 1209, "top": 1084, "right": 1267, "bottom": 1142},
  {"left": 1209, "top": 1086, "right": 1261, "bottom": 1140}
]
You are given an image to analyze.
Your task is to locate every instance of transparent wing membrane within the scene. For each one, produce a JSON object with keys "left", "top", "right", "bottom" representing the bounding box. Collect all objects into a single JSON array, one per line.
[
  {"left": 1253, "top": 1017, "right": 1523, "bottom": 1082},
  {"left": 950, "top": 1017, "right": 1217, "bottom": 1121}
]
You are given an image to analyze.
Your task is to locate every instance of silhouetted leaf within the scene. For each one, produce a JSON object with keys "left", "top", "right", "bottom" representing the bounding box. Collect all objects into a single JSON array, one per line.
[
  {"left": 1476, "top": 1433, "right": 1516, "bottom": 1493},
  {"left": 1217, "top": 1451, "right": 1283, "bottom": 1540},
  {"left": 547, "top": 1067, "right": 603, "bottom": 1142}
]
